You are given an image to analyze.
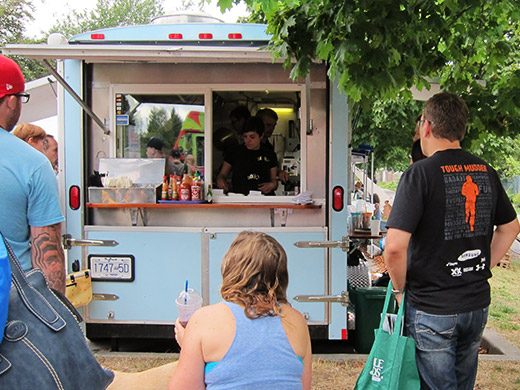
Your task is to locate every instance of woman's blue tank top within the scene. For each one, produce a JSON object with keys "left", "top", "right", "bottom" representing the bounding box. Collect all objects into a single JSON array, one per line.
[{"left": 204, "top": 301, "right": 304, "bottom": 390}]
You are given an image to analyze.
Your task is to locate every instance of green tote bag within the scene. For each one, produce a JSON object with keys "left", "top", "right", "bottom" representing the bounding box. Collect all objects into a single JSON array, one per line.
[{"left": 354, "top": 281, "right": 420, "bottom": 390}]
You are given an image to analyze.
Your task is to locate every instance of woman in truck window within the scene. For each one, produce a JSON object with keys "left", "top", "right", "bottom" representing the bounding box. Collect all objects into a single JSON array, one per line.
[
  {"left": 169, "top": 231, "right": 312, "bottom": 390},
  {"left": 216, "top": 116, "right": 278, "bottom": 195}
]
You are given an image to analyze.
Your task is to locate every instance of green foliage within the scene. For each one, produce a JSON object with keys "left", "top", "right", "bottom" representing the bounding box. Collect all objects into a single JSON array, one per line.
[
  {"left": 49, "top": 0, "right": 164, "bottom": 38},
  {"left": 377, "top": 180, "right": 398, "bottom": 192},
  {"left": 352, "top": 98, "right": 423, "bottom": 170},
  {"left": 510, "top": 193, "right": 520, "bottom": 213},
  {"left": 0, "top": 0, "right": 33, "bottom": 45},
  {"left": 140, "top": 107, "right": 183, "bottom": 158},
  {"left": 217, "top": 0, "right": 520, "bottom": 173}
]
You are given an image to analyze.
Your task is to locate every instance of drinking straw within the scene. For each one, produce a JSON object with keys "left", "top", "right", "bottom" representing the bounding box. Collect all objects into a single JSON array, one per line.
[{"left": 184, "top": 280, "right": 188, "bottom": 304}]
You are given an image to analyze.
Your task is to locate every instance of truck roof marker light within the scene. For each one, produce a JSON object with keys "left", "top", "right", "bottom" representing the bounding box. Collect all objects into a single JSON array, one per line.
[
  {"left": 332, "top": 185, "right": 344, "bottom": 212},
  {"left": 169, "top": 33, "right": 183, "bottom": 40},
  {"left": 199, "top": 33, "right": 213, "bottom": 40},
  {"left": 90, "top": 33, "right": 105, "bottom": 40},
  {"left": 69, "top": 185, "right": 81, "bottom": 210},
  {"left": 228, "top": 33, "right": 242, "bottom": 39}
]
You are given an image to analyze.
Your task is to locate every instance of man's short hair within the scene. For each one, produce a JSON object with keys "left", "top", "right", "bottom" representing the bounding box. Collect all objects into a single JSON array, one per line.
[
  {"left": 243, "top": 117, "right": 265, "bottom": 137},
  {"left": 256, "top": 108, "right": 278, "bottom": 121},
  {"left": 423, "top": 92, "right": 468, "bottom": 142},
  {"left": 171, "top": 149, "right": 181, "bottom": 159},
  {"left": 146, "top": 137, "right": 165, "bottom": 151},
  {"left": 230, "top": 105, "right": 251, "bottom": 121}
]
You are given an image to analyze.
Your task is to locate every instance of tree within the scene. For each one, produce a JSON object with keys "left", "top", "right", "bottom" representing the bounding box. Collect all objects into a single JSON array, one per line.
[
  {"left": 50, "top": 0, "right": 164, "bottom": 38},
  {"left": 218, "top": 0, "right": 520, "bottom": 173},
  {"left": 140, "top": 107, "right": 184, "bottom": 157},
  {"left": 0, "top": 0, "right": 33, "bottom": 46}
]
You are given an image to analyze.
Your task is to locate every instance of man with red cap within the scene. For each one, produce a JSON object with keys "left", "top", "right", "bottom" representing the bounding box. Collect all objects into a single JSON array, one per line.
[{"left": 0, "top": 55, "right": 65, "bottom": 293}]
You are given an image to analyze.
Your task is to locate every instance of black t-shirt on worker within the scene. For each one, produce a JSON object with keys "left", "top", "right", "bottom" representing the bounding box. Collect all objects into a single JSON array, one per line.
[
  {"left": 224, "top": 145, "right": 278, "bottom": 195},
  {"left": 387, "top": 149, "right": 517, "bottom": 315}
]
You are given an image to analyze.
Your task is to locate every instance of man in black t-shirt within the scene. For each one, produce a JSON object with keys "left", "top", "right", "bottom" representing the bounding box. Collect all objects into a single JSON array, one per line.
[
  {"left": 216, "top": 117, "right": 278, "bottom": 195},
  {"left": 385, "top": 93, "right": 519, "bottom": 390}
]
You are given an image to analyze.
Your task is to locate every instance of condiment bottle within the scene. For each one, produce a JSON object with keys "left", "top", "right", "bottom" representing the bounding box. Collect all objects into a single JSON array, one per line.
[
  {"left": 171, "top": 175, "right": 179, "bottom": 201},
  {"left": 206, "top": 184, "right": 213, "bottom": 204},
  {"left": 161, "top": 176, "right": 168, "bottom": 200},
  {"left": 180, "top": 174, "right": 191, "bottom": 201},
  {"left": 168, "top": 174, "right": 174, "bottom": 200},
  {"left": 191, "top": 173, "right": 202, "bottom": 201}
]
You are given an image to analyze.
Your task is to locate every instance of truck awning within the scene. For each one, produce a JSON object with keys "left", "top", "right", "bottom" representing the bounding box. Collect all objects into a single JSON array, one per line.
[{"left": 2, "top": 44, "right": 280, "bottom": 64}]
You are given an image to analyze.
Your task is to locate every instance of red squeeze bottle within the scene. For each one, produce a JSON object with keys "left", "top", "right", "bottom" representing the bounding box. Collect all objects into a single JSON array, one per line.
[{"left": 180, "top": 174, "right": 191, "bottom": 201}]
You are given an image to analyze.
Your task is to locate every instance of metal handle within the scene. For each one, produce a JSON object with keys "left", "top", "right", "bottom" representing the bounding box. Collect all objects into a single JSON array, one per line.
[
  {"left": 62, "top": 234, "right": 119, "bottom": 250},
  {"left": 294, "top": 236, "right": 349, "bottom": 251},
  {"left": 293, "top": 291, "right": 349, "bottom": 306},
  {"left": 92, "top": 293, "right": 119, "bottom": 301}
]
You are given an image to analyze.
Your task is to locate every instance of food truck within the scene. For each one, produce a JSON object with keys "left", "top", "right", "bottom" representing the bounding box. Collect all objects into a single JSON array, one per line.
[{"left": 3, "top": 13, "right": 357, "bottom": 343}]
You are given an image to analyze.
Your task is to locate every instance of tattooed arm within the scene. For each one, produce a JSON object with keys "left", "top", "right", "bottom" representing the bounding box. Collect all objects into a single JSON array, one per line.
[{"left": 30, "top": 223, "right": 66, "bottom": 294}]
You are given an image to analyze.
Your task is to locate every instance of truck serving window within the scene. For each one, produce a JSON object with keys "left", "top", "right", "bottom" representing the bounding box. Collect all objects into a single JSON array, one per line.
[
  {"left": 212, "top": 90, "right": 301, "bottom": 196},
  {"left": 112, "top": 88, "right": 302, "bottom": 197}
]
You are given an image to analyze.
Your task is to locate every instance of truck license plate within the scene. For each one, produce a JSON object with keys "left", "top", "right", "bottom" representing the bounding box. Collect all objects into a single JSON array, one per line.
[{"left": 88, "top": 255, "right": 135, "bottom": 281}]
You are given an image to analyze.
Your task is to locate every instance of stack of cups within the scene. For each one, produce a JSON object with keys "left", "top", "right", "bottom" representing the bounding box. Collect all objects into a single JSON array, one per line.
[{"left": 176, "top": 287, "right": 202, "bottom": 327}]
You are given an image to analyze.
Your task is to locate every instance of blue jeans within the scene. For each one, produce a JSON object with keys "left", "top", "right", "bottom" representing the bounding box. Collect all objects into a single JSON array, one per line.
[{"left": 405, "top": 302, "right": 488, "bottom": 390}]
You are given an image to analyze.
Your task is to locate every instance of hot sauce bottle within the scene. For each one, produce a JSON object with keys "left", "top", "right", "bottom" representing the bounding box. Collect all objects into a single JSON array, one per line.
[
  {"left": 161, "top": 176, "right": 168, "bottom": 201},
  {"left": 180, "top": 174, "right": 191, "bottom": 201}
]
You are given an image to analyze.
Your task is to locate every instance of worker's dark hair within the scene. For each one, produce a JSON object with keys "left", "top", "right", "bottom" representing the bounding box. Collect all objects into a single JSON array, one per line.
[
  {"left": 230, "top": 105, "right": 251, "bottom": 121},
  {"left": 256, "top": 108, "right": 278, "bottom": 121},
  {"left": 242, "top": 116, "right": 265, "bottom": 137}
]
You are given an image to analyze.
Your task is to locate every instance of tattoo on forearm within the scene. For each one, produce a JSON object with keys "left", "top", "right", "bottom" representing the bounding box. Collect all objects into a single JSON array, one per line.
[{"left": 31, "top": 225, "right": 65, "bottom": 293}]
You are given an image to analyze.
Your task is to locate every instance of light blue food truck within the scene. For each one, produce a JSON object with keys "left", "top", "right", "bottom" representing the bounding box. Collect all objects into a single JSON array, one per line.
[{"left": 3, "top": 13, "right": 360, "bottom": 345}]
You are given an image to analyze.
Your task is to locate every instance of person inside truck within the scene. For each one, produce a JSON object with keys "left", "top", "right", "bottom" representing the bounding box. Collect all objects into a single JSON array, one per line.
[
  {"left": 216, "top": 116, "right": 278, "bottom": 195},
  {"left": 169, "top": 231, "right": 312, "bottom": 390},
  {"left": 229, "top": 105, "right": 250, "bottom": 136},
  {"left": 256, "top": 108, "right": 290, "bottom": 184}
]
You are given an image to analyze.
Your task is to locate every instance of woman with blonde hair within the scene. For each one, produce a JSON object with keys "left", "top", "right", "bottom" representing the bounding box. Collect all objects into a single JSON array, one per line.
[
  {"left": 12, "top": 123, "right": 48, "bottom": 153},
  {"left": 169, "top": 231, "right": 312, "bottom": 390}
]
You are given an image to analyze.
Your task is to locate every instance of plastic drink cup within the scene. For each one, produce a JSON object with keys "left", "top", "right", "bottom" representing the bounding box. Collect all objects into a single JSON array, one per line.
[
  {"left": 370, "top": 219, "right": 381, "bottom": 236},
  {"left": 176, "top": 287, "right": 202, "bottom": 327},
  {"left": 362, "top": 212, "right": 372, "bottom": 229},
  {"left": 351, "top": 212, "right": 362, "bottom": 230}
]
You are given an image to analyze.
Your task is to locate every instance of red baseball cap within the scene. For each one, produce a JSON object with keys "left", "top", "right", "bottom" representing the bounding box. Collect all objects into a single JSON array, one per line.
[{"left": 0, "top": 55, "right": 25, "bottom": 99}]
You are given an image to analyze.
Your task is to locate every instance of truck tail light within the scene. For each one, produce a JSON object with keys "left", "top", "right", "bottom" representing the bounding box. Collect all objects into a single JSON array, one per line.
[
  {"left": 199, "top": 33, "right": 213, "bottom": 39},
  {"left": 228, "top": 33, "right": 242, "bottom": 39},
  {"left": 90, "top": 34, "right": 105, "bottom": 40},
  {"left": 69, "top": 185, "right": 80, "bottom": 210},
  {"left": 332, "top": 186, "right": 344, "bottom": 212},
  {"left": 169, "top": 33, "right": 183, "bottom": 40}
]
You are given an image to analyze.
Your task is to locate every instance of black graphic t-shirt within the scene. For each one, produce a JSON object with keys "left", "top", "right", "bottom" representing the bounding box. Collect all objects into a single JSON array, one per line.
[
  {"left": 387, "top": 149, "right": 516, "bottom": 314},
  {"left": 225, "top": 145, "right": 278, "bottom": 195}
]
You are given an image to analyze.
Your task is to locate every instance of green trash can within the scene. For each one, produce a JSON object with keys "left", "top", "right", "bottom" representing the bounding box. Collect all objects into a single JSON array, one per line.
[{"left": 349, "top": 285, "right": 395, "bottom": 354}]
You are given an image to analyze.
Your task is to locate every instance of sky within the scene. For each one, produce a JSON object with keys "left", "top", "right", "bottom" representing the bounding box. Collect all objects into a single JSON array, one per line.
[{"left": 25, "top": 0, "right": 249, "bottom": 38}]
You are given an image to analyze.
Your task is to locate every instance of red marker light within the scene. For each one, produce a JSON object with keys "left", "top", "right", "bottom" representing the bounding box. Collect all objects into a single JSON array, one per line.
[
  {"left": 90, "top": 34, "right": 105, "bottom": 40},
  {"left": 169, "top": 33, "right": 183, "bottom": 40},
  {"left": 332, "top": 186, "right": 344, "bottom": 212},
  {"left": 69, "top": 185, "right": 80, "bottom": 210},
  {"left": 228, "top": 33, "right": 242, "bottom": 39},
  {"left": 199, "top": 33, "right": 213, "bottom": 39}
]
